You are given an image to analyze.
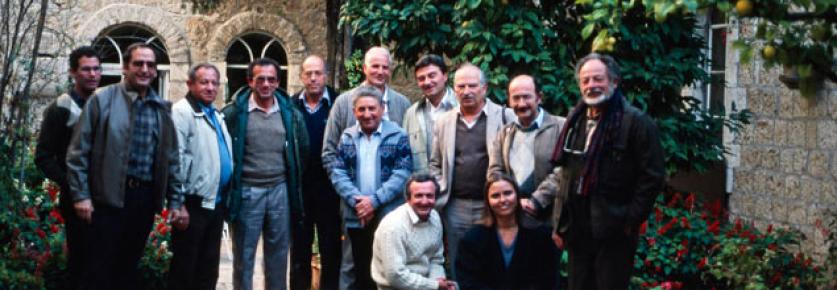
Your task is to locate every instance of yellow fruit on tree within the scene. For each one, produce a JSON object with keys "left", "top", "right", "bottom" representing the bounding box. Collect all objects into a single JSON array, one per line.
[
  {"left": 736, "top": 0, "right": 754, "bottom": 17},
  {"left": 762, "top": 45, "right": 776, "bottom": 59},
  {"left": 607, "top": 37, "right": 616, "bottom": 45}
]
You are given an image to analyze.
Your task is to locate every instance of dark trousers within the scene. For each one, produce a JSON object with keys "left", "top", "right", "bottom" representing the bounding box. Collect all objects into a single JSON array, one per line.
[
  {"left": 290, "top": 191, "right": 342, "bottom": 290},
  {"left": 346, "top": 219, "right": 379, "bottom": 290},
  {"left": 168, "top": 195, "right": 224, "bottom": 290},
  {"left": 79, "top": 181, "right": 155, "bottom": 290},
  {"left": 566, "top": 233, "right": 638, "bottom": 290},
  {"left": 60, "top": 192, "right": 90, "bottom": 290}
]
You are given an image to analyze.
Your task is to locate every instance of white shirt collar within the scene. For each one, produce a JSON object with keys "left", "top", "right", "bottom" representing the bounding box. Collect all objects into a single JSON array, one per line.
[
  {"left": 298, "top": 89, "right": 331, "bottom": 105},
  {"left": 248, "top": 93, "right": 280, "bottom": 114},
  {"left": 356, "top": 121, "right": 384, "bottom": 138},
  {"left": 515, "top": 108, "right": 544, "bottom": 130}
]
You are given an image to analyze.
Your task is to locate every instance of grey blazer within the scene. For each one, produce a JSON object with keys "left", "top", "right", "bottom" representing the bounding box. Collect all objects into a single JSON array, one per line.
[
  {"left": 321, "top": 85, "right": 411, "bottom": 173},
  {"left": 488, "top": 111, "right": 565, "bottom": 210},
  {"left": 428, "top": 99, "right": 516, "bottom": 211}
]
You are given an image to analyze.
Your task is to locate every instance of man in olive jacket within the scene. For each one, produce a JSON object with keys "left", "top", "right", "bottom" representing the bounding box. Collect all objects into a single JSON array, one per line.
[{"left": 222, "top": 58, "right": 309, "bottom": 290}]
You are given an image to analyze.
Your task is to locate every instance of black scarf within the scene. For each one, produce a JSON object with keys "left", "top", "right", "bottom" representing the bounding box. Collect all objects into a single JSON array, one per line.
[{"left": 550, "top": 90, "right": 624, "bottom": 196}]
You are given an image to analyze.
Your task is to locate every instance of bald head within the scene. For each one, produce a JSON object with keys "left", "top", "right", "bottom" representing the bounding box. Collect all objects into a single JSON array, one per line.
[
  {"left": 508, "top": 74, "right": 541, "bottom": 127},
  {"left": 362, "top": 46, "right": 393, "bottom": 90},
  {"left": 301, "top": 55, "right": 327, "bottom": 99}
]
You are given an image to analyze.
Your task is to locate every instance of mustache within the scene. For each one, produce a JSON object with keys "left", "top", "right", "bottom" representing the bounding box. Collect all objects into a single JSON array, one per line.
[{"left": 585, "top": 87, "right": 605, "bottom": 95}]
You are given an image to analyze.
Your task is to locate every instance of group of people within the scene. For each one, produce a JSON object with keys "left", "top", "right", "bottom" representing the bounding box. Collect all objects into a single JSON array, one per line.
[{"left": 36, "top": 43, "right": 664, "bottom": 290}]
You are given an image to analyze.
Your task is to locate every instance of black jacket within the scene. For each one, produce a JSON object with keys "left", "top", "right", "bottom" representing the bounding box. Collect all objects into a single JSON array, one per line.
[
  {"left": 557, "top": 102, "right": 665, "bottom": 239},
  {"left": 455, "top": 225, "right": 557, "bottom": 290}
]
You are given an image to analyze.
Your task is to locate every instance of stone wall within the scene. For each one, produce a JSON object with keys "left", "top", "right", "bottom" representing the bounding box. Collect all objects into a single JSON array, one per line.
[
  {"left": 726, "top": 20, "right": 836, "bottom": 257},
  {"left": 44, "top": 0, "right": 328, "bottom": 102}
]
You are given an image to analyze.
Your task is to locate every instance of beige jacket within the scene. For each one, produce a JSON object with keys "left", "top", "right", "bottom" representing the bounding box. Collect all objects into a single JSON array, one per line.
[
  {"left": 428, "top": 99, "right": 516, "bottom": 211},
  {"left": 487, "top": 111, "right": 565, "bottom": 207}
]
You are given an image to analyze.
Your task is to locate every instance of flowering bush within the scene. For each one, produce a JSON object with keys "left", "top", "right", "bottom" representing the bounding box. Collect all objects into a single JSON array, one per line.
[
  {"left": 0, "top": 142, "right": 68, "bottom": 289},
  {"left": 632, "top": 191, "right": 826, "bottom": 289},
  {"left": 139, "top": 211, "right": 173, "bottom": 290},
  {"left": 0, "top": 140, "right": 174, "bottom": 289}
]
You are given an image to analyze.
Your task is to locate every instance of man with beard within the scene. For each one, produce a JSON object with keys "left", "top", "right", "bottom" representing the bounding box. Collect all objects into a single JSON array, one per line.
[
  {"left": 428, "top": 63, "right": 515, "bottom": 278},
  {"left": 35, "top": 46, "right": 101, "bottom": 290},
  {"left": 403, "top": 54, "right": 457, "bottom": 172},
  {"left": 548, "top": 53, "right": 664, "bottom": 289},
  {"left": 67, "top": 43, "right": 187, "bottom": 290}
]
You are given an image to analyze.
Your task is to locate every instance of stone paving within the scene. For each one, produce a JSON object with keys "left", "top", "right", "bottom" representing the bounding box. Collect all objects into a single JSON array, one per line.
[{"left": 216, "top": 222, "right": 266, "bottom": 290}]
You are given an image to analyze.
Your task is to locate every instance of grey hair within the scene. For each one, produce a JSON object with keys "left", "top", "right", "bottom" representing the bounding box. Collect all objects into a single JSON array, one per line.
[
  {"left": 364, "top": 46, "right": 393, "bottom": 67},
  {"left": 403, "top": 172, "right": 440, "bottom": 200},
  {"left": 187, "top": 63, "right": 220, "bottom": 81},
  {"left": 574, "top": 53, "right": 621, "bottom": 83},
  {"left": 351, "top": 85, "right": 384, "bottom": 107},
  {"left": 455, "top": 62, "right": 487, "bottom": 85}
]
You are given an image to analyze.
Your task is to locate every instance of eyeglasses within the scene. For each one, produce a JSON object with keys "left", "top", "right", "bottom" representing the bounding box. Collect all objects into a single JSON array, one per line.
[
  {"left": 131, "top": 61, "right": 156, "bottom": 68},
  {"left": 562, "top": 126, "right": 586, "bottom": 155},
  {"left": 254, "top": 76, "right": 278, "bottom": 84},
  {"left": 77, "top": 66, "right": 102, "bottom": 73}
]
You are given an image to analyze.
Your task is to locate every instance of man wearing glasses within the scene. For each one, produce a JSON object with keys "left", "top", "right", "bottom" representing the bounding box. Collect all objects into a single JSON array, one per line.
[
  {"left": 222, "top": 58, "right": 309, "bottom": 290},
  {"left": 67, "top": 43, "right": 187, "bottom": 290},
  {"left": 35, "top": 46, "right": 101, "bottom": 290},
  {"left": 548, "top": 53, "right": 664, "bottom": 290}
]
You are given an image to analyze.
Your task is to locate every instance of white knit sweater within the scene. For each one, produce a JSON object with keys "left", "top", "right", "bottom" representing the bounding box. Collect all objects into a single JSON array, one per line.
[{"left": 371, "top": 203, "right": 446, "bottom": 290}]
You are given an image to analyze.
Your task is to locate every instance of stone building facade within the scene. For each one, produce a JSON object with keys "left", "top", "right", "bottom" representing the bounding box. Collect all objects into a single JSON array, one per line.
[
  {"left": 724, "top": 19, "right": 836, "bottom": 257},
  {"left": 45, "top": 0, "right": 332, "bottom": 103}
]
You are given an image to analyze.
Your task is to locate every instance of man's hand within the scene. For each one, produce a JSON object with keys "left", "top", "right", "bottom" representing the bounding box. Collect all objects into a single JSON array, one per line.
[
  {"left": 520, "top": 198, "right": 537, "bottom": 216},
  {"left": 74, "top": 199, "right": 94, "bottom": 224},
  {"left": 437, "top": 278, "right": 457, "bottom": 290},
  {"left": 169, "top": 206, "right": 190, "bottom": 230},
  {"left": 354, "top": 196, "right": 374, "bottom": 218},
  {"left": 552, "top": 232, "right": 564, "bottom": 249}
]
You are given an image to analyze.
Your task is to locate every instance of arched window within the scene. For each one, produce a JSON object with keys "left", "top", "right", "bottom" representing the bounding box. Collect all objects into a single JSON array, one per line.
[
  {"left": 225, "top": 32, "right": 288, "bottom": 100},
  {"left": 92, "top": 25, "right": 171, "bottom": 99}
]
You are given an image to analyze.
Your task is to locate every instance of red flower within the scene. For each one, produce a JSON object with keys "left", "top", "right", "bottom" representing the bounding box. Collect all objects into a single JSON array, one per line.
[
  {"left": 36, "top": 228, "right": 46, "bottom": 239},
  {"left": 707, "top": 220, "right": 720, "bottom": 235},
  {"left": 657, "top": 217, "right": 677, "bottom": 235},
  {"left": 46, "top": 184, "right": 60, "bottom": 202},
  {"left": 161, "top": 208, "right": 170, "bottom": 221},
  {"left": 156, "top": 222, "right": 169, "bottom": 235},
  {"left": 734, "top": 218, "right": 743, "bottom": 232},
  {"left": 647, "top": 237, "right": 656, "bottom": 246},
  {"left": 667, "top": 193, "right": 681, "bottom": 208},
  {"left": 768, "top": 243, "right": 778, "bottom": 250},
  {"left": 680, "top": 217, "right": 690, "bottom": 229},
  {"left": 49, "top": 209, "right": 64, "bottom": 224},
  {"left": 50, "top": 224, "right": 60, "bottom": 234},
  {"left": 654, "top": 208, "right": 663, "bottom": 222},
  {"left": 644, "top": 259, "right": 652, "bottom": 267},
  {"left": 655, "top": 266, "right": 662, "bottom": 273},
  {"left": 25, "top": 207, "right": 37, "bottom": 220},
  {"left": 766, "top": 224, "right": 773, "bottom": 233},
  {"left": 697, "top": 257, "right": 707, "bottom": 269},
  {"left": 639, "top": 221, "right": 647, "bottom": 235},
  {"left": 705, "top": 199, "right": 723, "bottom": 217},
  {"left": 684, "top": 193, "right": 695, "bottom": 210}
]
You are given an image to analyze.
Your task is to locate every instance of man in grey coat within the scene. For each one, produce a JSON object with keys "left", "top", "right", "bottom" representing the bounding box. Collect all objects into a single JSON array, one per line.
[
  {"left": 321, "top": 46, "right": 411, "bottom": 290},
  {"left": 403, "top": 54, "right": 457, "bottom": 172},
  {"left": 428, "top": 63, "right": 515, "bottom": 278},
  {"left": 488, "top": 74, "right": 565, "bottom": 228},
  {"left": 66, "top": 43, "right": 186, "bottom": 290}
]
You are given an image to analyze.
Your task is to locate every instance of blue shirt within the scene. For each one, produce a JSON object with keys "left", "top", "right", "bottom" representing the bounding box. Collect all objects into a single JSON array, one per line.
[
  {"left": 356, "top": 124, "right": 383, "bottom": 197},
  {"left": 497, "top": 230, "right": 517, "bottom": 268},
  {"left": 201, "top": 103, "right": 233, "bottom": 204}
]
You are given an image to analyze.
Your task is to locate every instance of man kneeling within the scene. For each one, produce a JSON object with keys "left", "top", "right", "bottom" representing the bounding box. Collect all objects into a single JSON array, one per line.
[{"left": 371, "top": 173, "right": 456, "bottom": 290}]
